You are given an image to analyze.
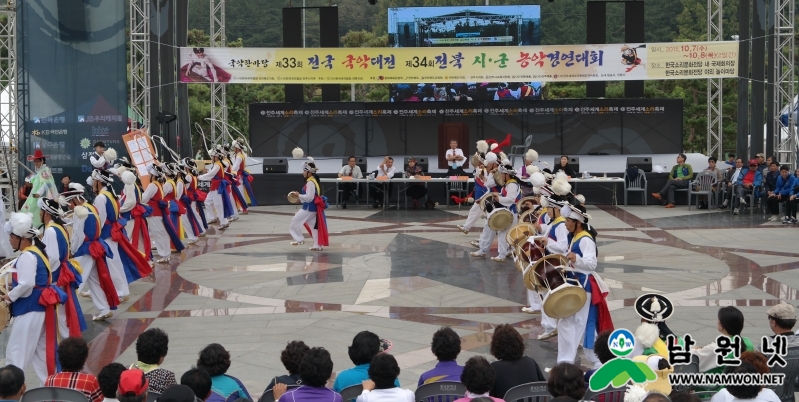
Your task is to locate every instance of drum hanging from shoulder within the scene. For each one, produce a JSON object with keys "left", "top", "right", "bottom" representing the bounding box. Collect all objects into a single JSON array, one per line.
[
  {"left": 516, "top": 241, "right": 544, "bottom": 273},
  {"left": 516, "top": 196, "right": 538, "bottom": 215},
  {"left": 487, "top": 207, "right": 513, "bottom": 231},
  {"left": 523, "top": 254, "right": 565, "bottom": 289},
  {"left": 506, "top": 223, "right": 536, "bottom": 251},
  {"left": 530, "top": 255, "right": 587, "bottom": 319},
  {"left": 287, "top": 192, "right": 300, "bottom": 204}
]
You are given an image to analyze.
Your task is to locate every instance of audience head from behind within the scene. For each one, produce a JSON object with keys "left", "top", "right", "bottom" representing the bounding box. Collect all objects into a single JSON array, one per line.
[
  {"left": 593, "top": 331, "right": 614, "bottom": 364},
  {"left": 432, "top": 327, "right": 461, "bottom": 362},
  {"left": 158, "top": 385, "right": 199, "bottom": 402},
  {"left": 300, "top": 347, "right": 334, "bottom": 388},
  {"left": 740, "top": 351, "right": 770, "bottom": 374},
  {"left": 348, "top": 331, "right": 381, "bottom": 366},
  {"left": 0, "top": 365, "right": 26, "bottom": 401},
  {"left": 460, "top": 357, "right": 496, "bottom": 400},
  {"left": 718, "top": 306, "right": 745, "bottom": 337},
  {"left": 281, "top": 341, "right": 310, "bottom": 375},
  {"left": 489, "top": 324, "right": 525, "bottom": 361},
  {"left": 58, "top": 337, "right": 90, "bottom": 373},
  {"left": 547, "top": 363, "right": 585, "bottom": 401},
  {"left": 181, "top": 367, "right": 212, "bottom": 401},
  {"left": 117, "top": 369, "right": 149, "bottom": 402},
  {"left": 725, "top": 362, "right": 762, "bottom": 399},
  {"left": 668, "top": 392, "right": 700, "bottom": 402},
  {"left": 368, "top": 354, "right": 401, "bottom": 389},
  {"left": 197, "top": 343, "right": 231, "bottom": 377},
  {"left": 642, "top": 393, "right": 671, "bottom": 402},
  {"left": 98, "top": 363, "right": 127, "bottom": 402},
  {"left": 136, "top": 328, "right": 170, "bottom": 366},
  {"left": 766, "top": 303, "right": 797, "bottom": 334}
]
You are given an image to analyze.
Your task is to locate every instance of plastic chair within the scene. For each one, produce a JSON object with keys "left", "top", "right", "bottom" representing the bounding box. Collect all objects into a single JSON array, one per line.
[
  {"left": 503, "top": 381, "right": 552, "bottom": 402},
  {"left": 339, "top": 384, "right": 364, "bottom": 402},
  {"left": 447, "top": 181, "right": 468, "bottom": 209},
  {"left": 623, "top": 168, "right": 648, "bottom": 206},
  {"left": 671, "top": 354, "right": 700, "bottom": 392},
  {"left": 583, "top": 386, "right": 626, "bottom": 402},
  {"left": 509, "top": 135, "right": 533, "bottom": 167},
  {"left": 688, "top": 172, "right": 717, "bottom": 210},
  {"left": 672, "top": 179, "right": 692, "bottom": 205},
  {"left": 414, "top": 381, "right": 467, "bottom": 402},
  {"left": 21, "top": 387, "right": 89, "bottom": 402},
  {"left": 729, "top": 183, "right": 757, "bottom": 215},
  {"left": 768, "top": 346, "right": 799, "bottom": 402},
  {"left": 147, "top": 392, "right": 160, "bottom": 402},
  {"left": 257, "top": 385, "right": 301, "bottom": 402}
]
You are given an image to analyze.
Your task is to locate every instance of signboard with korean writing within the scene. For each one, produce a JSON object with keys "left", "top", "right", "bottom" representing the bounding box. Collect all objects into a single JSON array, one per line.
[{"left": 180, "top": 41, "right": 738, "bottom": 84}]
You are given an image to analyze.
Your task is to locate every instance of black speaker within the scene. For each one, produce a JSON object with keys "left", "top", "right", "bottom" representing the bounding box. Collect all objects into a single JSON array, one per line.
[
  {"left": 405, "top": 157, "right": 428, "bottom": 173},
  {"left": 627, "top": 157, "right": 652, "bottom": 173},
  {"left": 262, "top": 157, "right": 288, "bottom": 173},
  {"left": 554, "top": 157, "right": 579, "bottom": 173},
  {"left": 341, "top": 157, "right": 367, "bottom": 175}
]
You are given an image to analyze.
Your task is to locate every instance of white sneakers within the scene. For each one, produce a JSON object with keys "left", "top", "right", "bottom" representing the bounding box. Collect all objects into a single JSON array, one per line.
[
  {"left": 470, "top": 240, "right": 481, "bottom": 248},
  {"left": 521, "top": 307, "right": 541, "bottom": 314},
  {"left": 470, "top": 251, "right": 486, "bottom": 258},
  {"left": 457, "top": 225, "right": 469, "bottom": 234},
  {"left": 538, "top": 329, "right": 558, "bottom": 340}
]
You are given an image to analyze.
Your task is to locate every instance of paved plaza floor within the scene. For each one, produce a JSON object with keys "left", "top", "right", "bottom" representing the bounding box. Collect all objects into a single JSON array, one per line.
[{"left": 3, "top": 203, "right": 798, "bottom": 394}]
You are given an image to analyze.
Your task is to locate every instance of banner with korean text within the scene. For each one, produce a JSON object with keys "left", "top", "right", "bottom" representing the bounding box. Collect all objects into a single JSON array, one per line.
[{"left": 179, "top": 41, "right": 738, "bottom": 84}]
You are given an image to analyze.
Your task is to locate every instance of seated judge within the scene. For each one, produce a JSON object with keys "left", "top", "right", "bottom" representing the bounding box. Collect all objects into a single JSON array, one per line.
[
  {"left": 404, "top": 158, "right": 428, "bottom": 209},
  {"left": 338, "top": 156, "right": 363, "bottom": 209},
  {"left": 552, "top": 155, "right": 576, "bottom": 177},
  {"left": 370, "top": 157, "right": 396, "bottom": 209},
  {"left": 444, "top": 140, "right": 466, "bottom": 175}
]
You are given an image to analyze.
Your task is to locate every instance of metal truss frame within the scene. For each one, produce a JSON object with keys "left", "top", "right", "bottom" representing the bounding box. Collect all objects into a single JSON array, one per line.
[
  {"left": 210, "top": 0, "right": 227, "bottom": 145},
  {"left": 0, "top": 1, "right": 17, "bottom": 214},
  {"left": 130, "top": 0, "right": 150, "bottom": 132},
  {"left": 706, "top": 0, "right": 723, "bottom": 160},
  {"left": 772, "top": 0, "right": 796, "bottom": 167}
]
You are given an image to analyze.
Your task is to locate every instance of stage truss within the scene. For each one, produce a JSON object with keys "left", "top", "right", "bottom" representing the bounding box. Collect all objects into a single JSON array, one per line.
[
  {"left": 0, "top": 1, "right": 17, "bottom": 214},
  {"left": 772, "top": 0, "right": 796, "bottom": 167},
  {"left": 129, "top": 0, "right": 150, "bottom": 135},
  {"left": 706, "top": 0, "right": 723, "bottom": 160},
  {"left": 210, "top": 0, "right": 228, "bottom": 144}
]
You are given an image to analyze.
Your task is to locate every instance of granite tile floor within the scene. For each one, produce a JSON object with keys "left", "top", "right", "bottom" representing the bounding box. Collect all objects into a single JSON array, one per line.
[{"left": 1, "top": 203, "right": 798, "bottom": 394}]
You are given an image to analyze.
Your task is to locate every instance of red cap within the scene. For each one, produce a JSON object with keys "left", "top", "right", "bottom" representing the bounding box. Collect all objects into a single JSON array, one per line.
[
  {"left": 27, "top": 149, "right": 46, "bottom": 161},
  {"left": 118, "top": 369, "right": 149, "bottom": 397},
  {"left": 748, "top": 159, "right": 758, "bottom": 166}
]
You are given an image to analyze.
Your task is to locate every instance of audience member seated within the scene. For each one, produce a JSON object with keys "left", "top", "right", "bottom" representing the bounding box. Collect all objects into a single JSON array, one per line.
[
  {"left": 760, "top": 303, "right": 799, "bottom": 348},
  {"left": 584, "top": 331, "right": 614, "bottom": 382},
  {"left": 552, "top": 155, "right": 576, "bottom": 178},
  {"left": 117, "top": 369, "right": 149, "bottom": 402},
  {"left": 357, "top": 354, "right": 414, "bottom": 402},
  {"left": 453, "top": 357, "right": 502, "bottom": 402},
  {"left": 642, "top": 393, "right": 671, "bottom": 402},
  {"left": 98, "top": 363, "right": 127, "bottom": 402},
  {"left": 721, "top": 158, "right": 744, "bottom": 209},
  {"left": 773, "top": 166, "right": 797, "bottom": 224},
  {"left": 131, "top": 328, "right": 177, "bottom": 393},
  {"left": 369, "top": 157, "right": 396, "bottom": 209},
  {"left": 730, "top": 159, "right": 763, "bottom": 215},
  {"left": 652, "top": 153, "right": 694, "bottom": 208},
  {"left": 764, "top": 163, "right": 783, "bottom": 221},
  {"left": 334, "top": 331, "right": 399, "bottom": 393},
  {"left": 196, "top": 343, "right": 251, "bottom": 402},
  {"left": 670, "top": 392, "right": 701, "bottom": 402},
  {"left": 45, "top": 337, "right": 103, "bottom": 402},
  {"left": 692, "top": 306, "right": 754, "bottom": 373},
  {"left": 159, "top": 385, "right": 199, "bottom": 402},
  {"left": 789, "top": 182, "right": 799, "bottom": 225},
  {"left": 273, "top": 347, "right": 342, "bottom": 402},
  {"left": 698, "top": 157, "right": 724, "bottom": 209},
  {"left": 547, "top": 363, "right": 585, "bottom": 402},
  {"left": 263, "top": 341, "right": 309, "bottom": 394},
  {"left": 709, "top": 362, "right": 779, "bottom": 402},
  {"left": 487, "top": 324, "right": 545, "bottom": 398},
  {"left": 181, "top": 367, "right": 212, "bottom": 402},
  {"left": 338, "top": 156, "right": 363, "bottom": 209},
  {"left": 405, "top": 158, "right": 430, "bottom": 209},
  {"left": 418, "top": 327, "right": 464, "bottom": 386},
  {"left": 0, "top": 365, "right": 26, "bottom": 402}
]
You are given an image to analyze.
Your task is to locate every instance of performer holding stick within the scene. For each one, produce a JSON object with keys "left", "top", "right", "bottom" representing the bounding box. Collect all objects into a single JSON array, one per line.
[{"left": 288, "top": 156, "right": 329, "bottom": 251}]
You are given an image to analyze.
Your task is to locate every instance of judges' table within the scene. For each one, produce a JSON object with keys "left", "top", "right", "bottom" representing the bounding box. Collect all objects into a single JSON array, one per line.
[{"left": 319, "top": 177, "right": 474, "bottom": 210}]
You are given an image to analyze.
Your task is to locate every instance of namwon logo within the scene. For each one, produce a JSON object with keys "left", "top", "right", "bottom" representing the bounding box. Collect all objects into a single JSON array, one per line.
[{"left": 588, "top": 328, "right": 657, "bottom": 392}]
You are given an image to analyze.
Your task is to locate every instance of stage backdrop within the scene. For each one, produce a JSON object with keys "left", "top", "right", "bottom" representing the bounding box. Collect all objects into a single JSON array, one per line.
[
  {"left": 19, "top": 0, "right": 128, "bottom": 181},
  {"left": 249, "top": 99, "right": 684, "bottom": 157},
  {"left": 179, "top": 41, "right": 737, "bottom": 84}
]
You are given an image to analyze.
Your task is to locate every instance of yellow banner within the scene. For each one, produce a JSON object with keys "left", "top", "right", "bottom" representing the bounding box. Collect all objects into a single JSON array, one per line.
[{"left": 179, "top": 41, "right": 738, "bottom": 84}]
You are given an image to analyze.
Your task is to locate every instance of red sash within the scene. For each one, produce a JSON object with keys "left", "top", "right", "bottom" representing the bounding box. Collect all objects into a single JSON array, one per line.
[
  {"left": 55, "top": 264, "right": 81, "bottom": 337},
  {"left": 111, "top": 221, "right": 152, "bottom": 278}
]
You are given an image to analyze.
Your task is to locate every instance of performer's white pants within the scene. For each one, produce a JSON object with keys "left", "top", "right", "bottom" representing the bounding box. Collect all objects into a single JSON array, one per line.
[
  {"left": 478, "top": 223, "right": 496, "bottom": 254},
  {"left": 237, "top": 184, "right": 249, "bottom": 210},
  {"left": 206, "top": 192, "right": 228, "bottom": 225},
  {"left": 6, "top": 311, "right": 48, "bottom": 384},
  {"left": 180, "top": 214, "right": 198, "bottom": 241},
  {"left": 462, "top": 202, "right": 483, "bottom": 231},
  {"left": 227, "top": 191, "right": 239, "bottom": 217},
  {"left": 190, "top": 202, "right": 205, "bottom": 235},
  {"left": 557, "top": 291, "right": 600, "bottom": 368},
  {"left": 106, "top": 240, "right": 130, "bottom": 297},
  {"left": 541, "top": 309, "right": 559, "bottom": 333},
  {"left": 205, "top": 200, "right": 218, "bottom": 221},
  {"left": 146, "top": 217, "right": 171, "bottom": 258},
  {"left": 527, "top": 289, "right": 543, "bottom": 311},
  {"left": 73, "top": 255, "right": 111, "bottom": 316},
  {"left": 478, "top": 215, "right": 517, "bottom": 257},
  {"left": 290, "top": 209, "right": 319, "bottom": 248},
  {"left": 57, "top": 305, "right": 69, "bottom": 340}
]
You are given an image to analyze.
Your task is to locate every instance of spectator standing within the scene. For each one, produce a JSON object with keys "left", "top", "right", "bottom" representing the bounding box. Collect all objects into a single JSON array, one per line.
[
  {"left": 130, "top": 328, "right": 177, "bottom": 393},
  {"left": 418, "top": 327, "right": 464, "bottom": 386},
  {"left": 117, "top": 369, "right": 149, "bottom": 402},
  {"left": 547, "top": 363, "right": 586, "bottom": 401},
  {"left": 652, "top": 153, "right": 693, "bottom": 208},
  {"left": 445, "top": 140, "right": 466, "bottom": 175},
  {"left": 488, "top": 324, "right": 545, "bottom": 398},
  {"left": 0, "top": 365, "right": 26, "bottom": 401},
  {"left": 273, "top": 347, "right": 343, "bottom": 402},
  {"left": 357, "top": 354, "right": 414, "bottom": 402},
  {"left": 334, "top": 332, "right": 399, "bottom": 393},
  {"left": 453, "top": 357, "right": 502, "bottom": 402},
  {"left": 45, "top": 337, "right": 103, "bottom": 402},
  {"left": 181, "top": 368, "right": 212, "bottom": 402},
  {"left": 196, "top": 344, "right": 251, "bottom": 402},
  {"left": 98, "top": 363, "right": 127, "bottom": 402},
  {"left": 263, "top": 341, "right": 309, "bottom": 394}
]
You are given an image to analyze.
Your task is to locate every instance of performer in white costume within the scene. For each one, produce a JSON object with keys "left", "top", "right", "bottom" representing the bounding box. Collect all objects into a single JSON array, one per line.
[
  {"left": 288, "top": 156, "right": 329, "bottom": 251},
  {"left": 198, "top": 148, "right": 231, "bottom": 229}
]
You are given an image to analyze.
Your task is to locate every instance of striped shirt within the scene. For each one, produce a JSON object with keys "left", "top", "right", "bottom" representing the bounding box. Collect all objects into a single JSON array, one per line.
[{"left": 45, "top": 372, "right": 103, "bottom": 402}]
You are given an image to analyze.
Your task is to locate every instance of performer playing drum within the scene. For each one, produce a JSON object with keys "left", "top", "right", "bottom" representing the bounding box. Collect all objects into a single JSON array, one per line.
[
  {"left": 288, "top": 156, "right": 329, "bottom": 251},
  {"left": 470, "top": 162, "right": 521, "bottom": 262},
  {"left": 558, "top": 202, "right": 608, "bottom": 369}
]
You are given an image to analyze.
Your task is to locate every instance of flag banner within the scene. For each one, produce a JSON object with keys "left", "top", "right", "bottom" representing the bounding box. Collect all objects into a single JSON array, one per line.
[{"left": 179, "top": 41, "right": 738, "bottom": 84}]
